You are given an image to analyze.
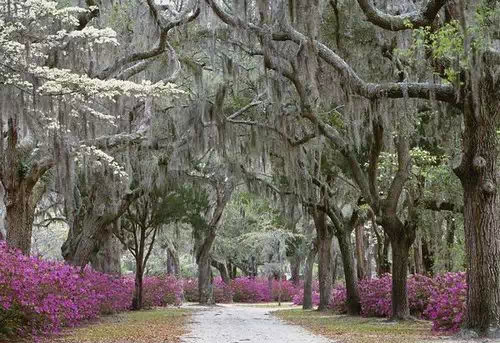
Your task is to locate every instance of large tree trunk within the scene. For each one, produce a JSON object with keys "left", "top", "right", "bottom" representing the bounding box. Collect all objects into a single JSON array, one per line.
[
  {"left": 374, "top": 229, "right": 391, "bottom": 276},
  {"left": 5, "top": 194, "right": 35, "bottom": 254},
  {"left": 166, "top": 247, "right": 180, "bottom": 277},
  {"left": 313, "top": 211, "right": 333, "bottom": 311},
  {"left": 445, "top": 216, "right": 456, "bottom": 272},
  {"left": 331, "top": 250, "right": 338, "bottom": 285},
  {"left": 90, "top": 229, "right": 122, "bottom": 275},
  {"left": 62, "top": 189, "right": 141, "bottom": 267},
  {"left": 132, "top": 262, "right": 144, "bottom": 310},
  {"left": 454, "top": 90, "right": 500, "bottom": 334},
  {"left": 212, "top": 259, "right": 230, "bottom": 284},
  {"left": 413, "top": 230, "right": 424, "bottom": 275},
  {"left": 289, "top": 254, "right": 302, "bottom": 286},
  {"left": 421, "top": 237, "right": 434, "bottom": 275},
  {"left": 2, "top": 119, "right": 53, "bottom": 255},
  {"left": 355, "top": 224, "right": 367, "bottom": 280},
  {"left": 389, "top": 233, "right": 413, "bottom": 320},
  {"left": 336, "top": 228, "right": 361, "bottom": 315},
  {"left": 303, "top": 240, "right": 317, "bottom": 310},
  {"left": 197, "top": 230, "right": 216, "bottom": 304}
]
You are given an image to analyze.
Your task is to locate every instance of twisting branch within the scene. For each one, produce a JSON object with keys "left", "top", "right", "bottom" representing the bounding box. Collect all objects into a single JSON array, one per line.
[
  {"left": 205, "top": 0, "right": 459, "bottom": 105},
  {"left": 96, "top": 1, "right": 200, "bottom": 79},
  {"left": 356, "top": 0, "right": 449, "bottom": 31},
  {"left": 385, "top": 135, "right": 411, "bottom": 213}
]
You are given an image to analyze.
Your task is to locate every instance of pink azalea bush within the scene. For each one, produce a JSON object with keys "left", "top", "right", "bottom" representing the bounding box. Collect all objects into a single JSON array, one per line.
[
  {"left": 182, "top": 277, "right": 233, "bottom": 303},
  {"left": 292, "top": 280, "right": 319, "bottom": 306},
  {"left": 0, "top": 242, "right": 183, "bottom": 340},
  {"left": 424, "top": 272, "right": 467, "bottom": 332},
  {"left": 358, "top": 274, "right": 393, "bottom": 317},
  {"left": 327, "top": 273, "right": 466, "bottom": 332},
  {"left": 271, "top": 279, "right": 300, "bottom": 302},
  {"left": 142, "top": 276, "right": 184, "bottom": 307},
  {"left": 230, "top": 277, "right": 272, "bottom": 302},
  {"left": 329, "top": 285, "right": 348, "bottom": 313},
  {"left": 0, "top": 242, "right": 132, "bottom": 339},
  {"left": 213, "top": 277, "right": 234, "bottom": 303}
]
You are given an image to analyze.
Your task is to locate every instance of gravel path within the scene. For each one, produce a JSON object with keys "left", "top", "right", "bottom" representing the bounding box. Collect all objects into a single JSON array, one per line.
[{"left": 180, "top": 304, "right": 338, "bottom": 343}]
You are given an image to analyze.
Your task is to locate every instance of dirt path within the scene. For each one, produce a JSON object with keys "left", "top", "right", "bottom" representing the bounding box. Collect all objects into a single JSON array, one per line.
[{"left": 180, "top": 304, "right": 338, "bottom": 343}]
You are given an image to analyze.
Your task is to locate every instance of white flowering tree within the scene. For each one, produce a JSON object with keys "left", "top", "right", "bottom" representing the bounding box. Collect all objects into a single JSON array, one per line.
[{"left": 0, "top": 0, "right": 185, "bottom": 254}]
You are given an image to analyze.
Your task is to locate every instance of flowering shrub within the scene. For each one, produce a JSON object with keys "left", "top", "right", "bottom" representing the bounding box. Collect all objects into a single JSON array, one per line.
[
  {"left": 0, "top": 242, "right": 132, "bottom": 339},
  {"left": 408, "top": 274, "right": 435, "bottom": 316},
  {"left": 326, "top": 273, "right": 466, "bottom": 333},
  {"left": 183, "top": 278, "right": 199, "bottom": 302},
  {"left": 358, "top": 274, "right": 393, "bottom": 317},
  {"left": 271, "top": 279, "right": 299, "bottom": 302},
  {"left": 230, "top": 277, "right": 272, "bottom": 303},
  {"left": 292, "top": 280, "right": 319, "bottom": 306},
  {"left": 329, "top": 285, "right": 348, "bottom": 313},
  {"left": 213, "top": 277, "right": 234, "bottom": 303},
  {"left": 0, "top": 242, "right": 183, "bottom": 341},
  {"left": 424, "top": 272, "right": 466, "bottom": 332},
  {"left": 143, "top": 276, "right": 184, "bottom": 307}
]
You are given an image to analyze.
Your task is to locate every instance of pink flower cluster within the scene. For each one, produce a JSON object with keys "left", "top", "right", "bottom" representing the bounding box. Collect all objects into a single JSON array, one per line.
[
  {"left": 183, "top": 277, "right": 300, "bottom": 303},
  {"left": 142, "top": 276, "right": 184, "bottom": 307},
  {"left": 327, "top": 273, "right": 467, "bottom": 332},
  {"left": 424, "top": 272, "right": 466, "bottom": 332},
  {"left": 0, "top": 242, "right": 183, "bottom": 340},
  {"left": 292, "top": 280, "right": 319, "bottom": 306}
]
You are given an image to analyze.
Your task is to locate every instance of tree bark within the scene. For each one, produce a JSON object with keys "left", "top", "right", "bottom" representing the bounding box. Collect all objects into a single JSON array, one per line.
[
  {"left": 389, "top": 233, "right": 413, "bottom": 320},
  {"left": 62, "top": 189, "right": 141, "bottom": 267},
  {"left": 421, "top": 237, "right": 434, "bottom": 275},
  {"left": 454, "top": 90, "right": 500, "bottom": 334},
  {"left": 90, "top": 229, "right": 122, "bottom": 275},
  {"left": 212, "top": 259, "right": 230, "bottom": 284},
  {"left": 5, "top": 196, "right": 36, "bottom": 254},
  {"left": 303, "top": 240, "right": 317, "bottom": 310},
  {"left": 336, "top": 228, "right": 361, "bottom": 315},
  {"left": 445, "top": 216, "right": 456, "bottom": 272},
  {"left": 331, "top": 250, "right": 338, "bottom": 286},
  {"left": 132, "top": 262, "right": 144, "bottom": 310},
  {"left": 289, "top": 254, "right": 301, "bottom": 286},
  {"left": 197, "top": 229, "right": 216, "bottom": 304},
  {"left": 167, "top": 247, "right": 180, "bottom": 277},
  {"left": 313, "top": 211, "right": 333, "bottom": 311},
  {"left": 2, "top": 119, "right": 53, "bottom": 255},
  {"left": 355, "top": 224, "right": 367, "bottom": 280},
  {"left": 413, "top": 230, "right": 424, "bottom": 275}
]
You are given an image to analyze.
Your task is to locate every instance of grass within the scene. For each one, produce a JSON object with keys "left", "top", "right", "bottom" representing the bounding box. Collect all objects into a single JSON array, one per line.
[
  {"left": 273, "top": 309, "right": 443, "bottom": 343},
  {"left": 45, "top": 307, "right": 192, "bottom": 343}
]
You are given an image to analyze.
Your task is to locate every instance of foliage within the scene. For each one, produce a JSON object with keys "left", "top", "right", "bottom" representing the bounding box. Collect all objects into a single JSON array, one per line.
[
  {"left": 424, "top": 272, "right": 467, "bottom": 332},
  {"left": 327, "top": 273, "right": 466, "bottom": 332},
  {"left": 142, "top": 276, "right": 184, "bottom": 308},
  {"left": 230, "top": 277, "right": 272, "bottom": 303},
  {"left": 292, "top": 281, "right": 319, "bottom": 306},
  {"left": 0, "top": 242, "right": 183, "bottom": 340}
]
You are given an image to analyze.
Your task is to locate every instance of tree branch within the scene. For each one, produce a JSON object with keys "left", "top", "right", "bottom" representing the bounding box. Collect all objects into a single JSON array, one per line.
[
  {"left": 96, "top": 2, "right": 200, "bottom": 79},
  {"left": 206, "top": 0, "right": 458, "bottom": 105},
  {"left": 356, "top": 0, "right": 448, "bottom": 31}
]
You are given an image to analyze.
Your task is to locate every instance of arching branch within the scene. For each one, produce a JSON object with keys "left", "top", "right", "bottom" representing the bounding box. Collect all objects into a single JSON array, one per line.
[
  {"left": 97, "top": 1, "right": 200, "bottom": 79},
  {"left": 206, "top": 0, "right": 458, "bottom": 105},
  {"left": 356, "top": 0, "right": 448, "bottom": 31}
]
